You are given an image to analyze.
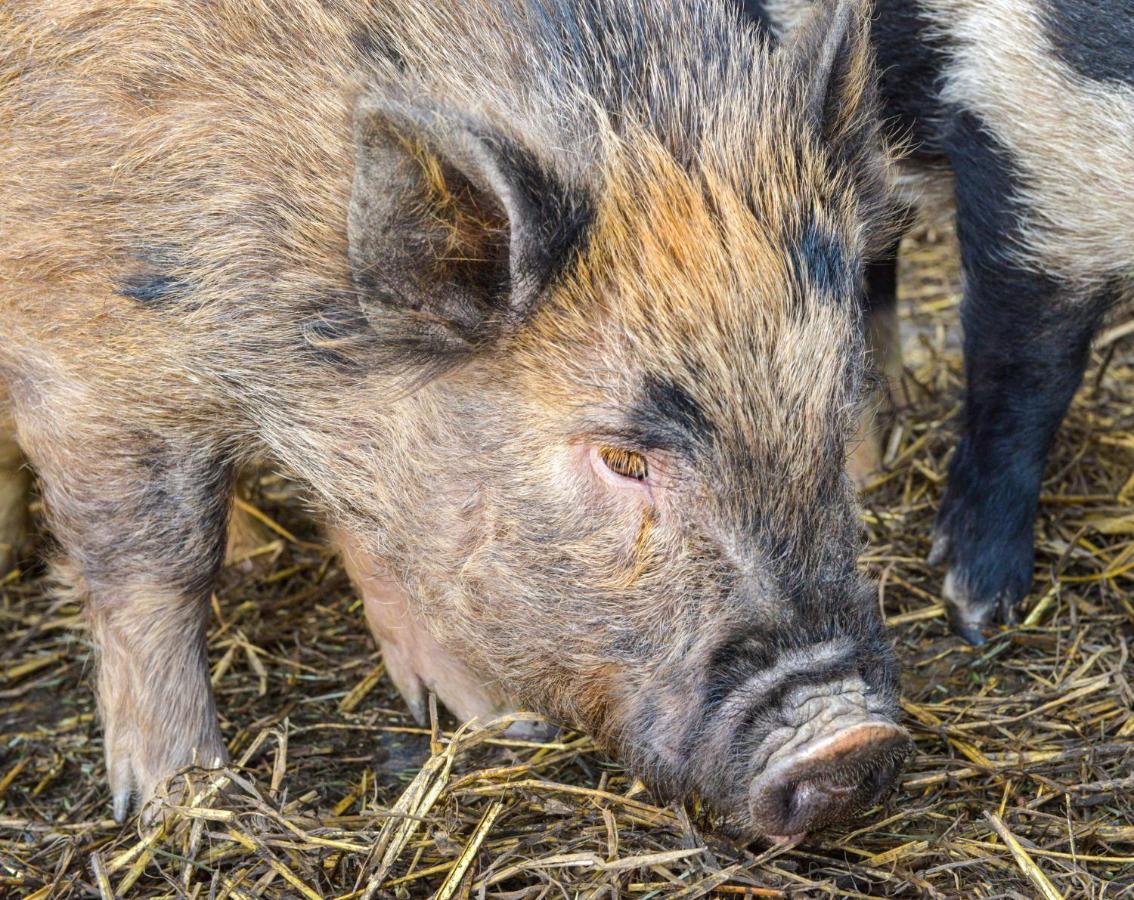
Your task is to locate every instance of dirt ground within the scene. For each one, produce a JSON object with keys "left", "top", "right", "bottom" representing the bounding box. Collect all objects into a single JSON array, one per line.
[{"left": 2, "top": 228, "right": 1132, "bottom": 898}]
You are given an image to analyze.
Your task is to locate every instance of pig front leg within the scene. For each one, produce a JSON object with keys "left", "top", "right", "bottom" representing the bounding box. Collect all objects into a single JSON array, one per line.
[
  {"left": 15, "top": 404, "right": 231, "bottom": 820},
  {"left": 89, "top": 574, "right": 227, "bottom": 823},
  {"left": 931, "top": 112, "right": 1110, "bottom": 642},
  {"left": 849, "top": 243, "right": 903, "bottom": 486}
]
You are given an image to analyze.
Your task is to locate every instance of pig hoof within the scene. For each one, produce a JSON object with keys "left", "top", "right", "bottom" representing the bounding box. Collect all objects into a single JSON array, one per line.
[
  {"left": 944, "top": 561, "right": 1029, "bottom": 643},
  {"left": 930, "top": 477, "right": 1035, "bottom": 642},
  {"left": 926, "top": 531, "right": 951, "bottom": 568},
  {"left": 501, "top": 717, "right": 560, "bottom": 742},
  {"left": 105, "top": 739, "right": 228, "bottom": 824},
  {"left": 931, "top": 446, "right": 1041, "bottom": 642},
  {"left": 113, "top": 762, "right": 229, "bottom": 826},
  {"left": 112, "top": 787, "right": 132, "bottom": 825}
]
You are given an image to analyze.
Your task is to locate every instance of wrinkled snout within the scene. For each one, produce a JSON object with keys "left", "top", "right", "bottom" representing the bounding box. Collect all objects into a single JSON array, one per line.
[{"left": 749, "top": 721, "right": 911, "bottom": 838}]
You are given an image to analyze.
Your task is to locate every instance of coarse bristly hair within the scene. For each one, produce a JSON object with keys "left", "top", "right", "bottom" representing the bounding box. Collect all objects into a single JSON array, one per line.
[{"left": 1, "top": 0, "right": 906, "bottom": 832}]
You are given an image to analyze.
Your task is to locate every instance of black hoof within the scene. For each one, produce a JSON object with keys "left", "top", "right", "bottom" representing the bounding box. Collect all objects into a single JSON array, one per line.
[{"left": 930, "top": 516, "right": 1033, "bottom": 643}]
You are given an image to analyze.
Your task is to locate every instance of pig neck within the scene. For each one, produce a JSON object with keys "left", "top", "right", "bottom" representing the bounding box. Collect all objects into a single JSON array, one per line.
[{"left": 266, "top": 372, "right": 495, "bottom": 610}]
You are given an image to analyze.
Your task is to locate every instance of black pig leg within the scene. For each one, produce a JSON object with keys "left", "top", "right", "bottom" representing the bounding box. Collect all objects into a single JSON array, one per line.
[{"left": 932, "top": 112, "right": 1109, "bottom": 643}]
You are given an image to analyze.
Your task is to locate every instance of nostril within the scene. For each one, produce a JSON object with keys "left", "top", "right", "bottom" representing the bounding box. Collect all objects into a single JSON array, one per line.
[
  {"left": 782, "top": 775, "right": 861, "bottom": 832},
  {"left": 749, "top": 721, "right": 911, "bottom": 837},
  {"left": 787, "top": 778, "right": 851, "bottom": 818},
  {"left": 785, "top": 781, "right": 819, "bottom": 824}
]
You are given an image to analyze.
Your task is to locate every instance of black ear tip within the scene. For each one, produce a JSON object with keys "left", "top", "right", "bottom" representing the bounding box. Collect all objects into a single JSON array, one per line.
[
  {"left": 347, "top": 93, "right": 594, "bottom": 367},
  {"left": 791, "top": 0, "right": 878, "bottom": 134}
]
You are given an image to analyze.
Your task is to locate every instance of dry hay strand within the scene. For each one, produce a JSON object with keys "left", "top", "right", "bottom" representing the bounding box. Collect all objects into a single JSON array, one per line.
[{"left": 2, "top": 226, "right": 1133, "bottom": 898}]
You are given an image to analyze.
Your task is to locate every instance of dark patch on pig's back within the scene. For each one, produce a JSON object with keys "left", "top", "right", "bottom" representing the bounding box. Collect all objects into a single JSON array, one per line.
[
  {"left": 1042, "top": 0, "right": 1134, "bottom": 86},
  {"left": 118, "top": 261, "right": 192, "bottom": 308},
  {"left": 117, "top": 247, "right": 211, "bottom": 311}
]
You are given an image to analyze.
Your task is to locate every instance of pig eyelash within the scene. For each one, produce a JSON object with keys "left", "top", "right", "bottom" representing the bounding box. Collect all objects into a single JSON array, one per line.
[{"left": 598, "top": 447, "right": 649, "bottom": 481}]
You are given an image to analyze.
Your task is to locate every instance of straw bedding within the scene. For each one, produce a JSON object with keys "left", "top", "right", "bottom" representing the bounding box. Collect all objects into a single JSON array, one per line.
[{"left": 2, "top": 226, "right": 1132, "bottom": 898}]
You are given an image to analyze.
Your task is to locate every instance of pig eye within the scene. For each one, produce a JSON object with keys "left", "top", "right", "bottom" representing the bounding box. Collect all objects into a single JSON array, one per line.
[{"left": 598, "top": 447, "right": 649, "bottom": 481}]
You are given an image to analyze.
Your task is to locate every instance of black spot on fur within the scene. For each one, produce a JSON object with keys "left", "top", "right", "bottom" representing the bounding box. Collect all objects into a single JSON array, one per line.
[
  {"left": 119, "top": 267, "right": 188, "bottom": 308},
  {"left": 1043, "top": 0, "right": 1134, "bottom": 86},
  {"left": 628, "top": 375, "right": 715, "bottom": 453},
  {"left": 792, "top": 219, "right": 855, "bottom": 300}
]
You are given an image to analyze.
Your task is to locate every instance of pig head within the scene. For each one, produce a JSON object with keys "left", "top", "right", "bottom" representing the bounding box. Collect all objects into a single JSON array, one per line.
[{"left": 327, "top": 2, "right": 909, "bottom": 837}]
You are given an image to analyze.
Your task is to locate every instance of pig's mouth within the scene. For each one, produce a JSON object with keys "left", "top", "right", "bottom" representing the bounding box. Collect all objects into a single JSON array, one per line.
[{"left": 745, "top": 682, "right": 911, "bottom": 837}]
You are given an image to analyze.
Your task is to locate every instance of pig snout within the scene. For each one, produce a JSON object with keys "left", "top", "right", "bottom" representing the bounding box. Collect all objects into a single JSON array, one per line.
[
  {"left": 748, "top": 719, "right": 910, "bottom": 838},
  {"left": 686, "top": 624, "right": 907, "bottom": 837}
]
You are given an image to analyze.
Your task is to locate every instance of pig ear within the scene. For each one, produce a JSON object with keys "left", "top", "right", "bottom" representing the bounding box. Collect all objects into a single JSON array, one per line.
[
  {"left": 789, "top": 0, "right": 878, "bottom": 154},
  {"left": 787, "top": 0, "right": 895, "bottom": 251},
  {"left": 348, "top": 94, "right": 592, "bottom": 365}
]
